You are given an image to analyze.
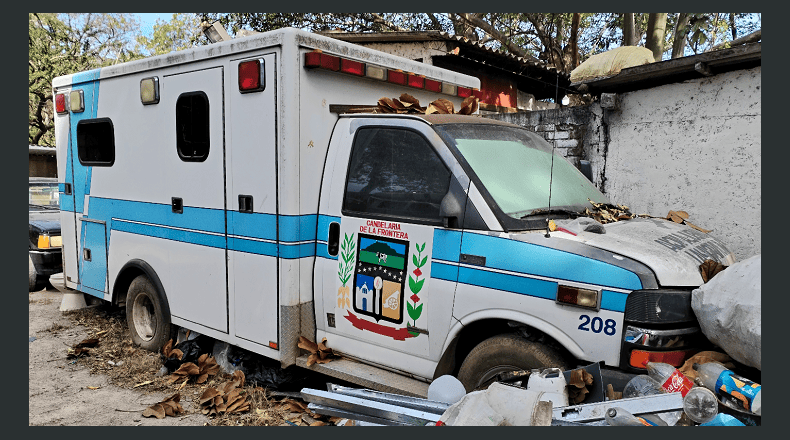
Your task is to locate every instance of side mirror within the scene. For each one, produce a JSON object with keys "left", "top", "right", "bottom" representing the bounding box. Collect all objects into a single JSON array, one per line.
[
  {"left": 579, "top": 160, "right": 593, "bottom": 182},
  {"left": 439, "top": 190, "right": 463, "bottom": 228}
]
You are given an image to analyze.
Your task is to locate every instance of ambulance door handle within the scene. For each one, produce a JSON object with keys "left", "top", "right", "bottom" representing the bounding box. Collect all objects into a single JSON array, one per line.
[
  {"left": 238, "top": 195, "right": 253, "bottom": 213},
  {"left": 171, "top": 197, "right": 183, "bottom": 214},
  {"left": 327, "top": 222, "right": 340, "bottom": 257}
]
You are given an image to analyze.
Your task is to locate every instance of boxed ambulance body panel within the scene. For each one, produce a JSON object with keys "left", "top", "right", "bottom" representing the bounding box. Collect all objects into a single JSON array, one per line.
[{"left": 53, "top": 28, "right": 477, "bottom": 366}]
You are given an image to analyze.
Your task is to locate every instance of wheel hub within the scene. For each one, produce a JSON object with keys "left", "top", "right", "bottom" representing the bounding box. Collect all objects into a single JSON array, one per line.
[{"left": 132, "top": 293, "right": 156, "bottom": 341}]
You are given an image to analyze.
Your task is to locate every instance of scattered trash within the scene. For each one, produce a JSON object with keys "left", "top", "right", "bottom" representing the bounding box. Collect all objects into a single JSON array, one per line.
[
  {"left": 297, "top": 336, "right": 337, "bottom": 366},
  {"left": 663, "top": 210, "right": 711, "bottom": 233},
  {"left": 162, "top": 336, "right": 214, "bottom": 372},
  {"left": 678, "top": 351, "right": 734, "bottom": 383},
  {"left": 29, "top": 336, "right": 36, "bottom": 343},
  {"left": 622, "top": 375, "right": 681, "bottom": 425},
  {"left": 528, "top": 368, "right": 569, "bottom": 407},
  {"left": 374, "top": 93, "right": 479, "bottom": 116},
  {"left": 562, "top": 362, "right": 605, "bottom": 404},
  {"left": 87, "top": 386, "right": 100, "bottom": 390},
  {"left": 199, "top": 371, "right": 251, "bottom": 416},
  {"left": 211, "top": 341, "right": 236, "bottom": 374},
  {"left": 167, "top": 353, "right": 220, "bottom": 385},
  {"left": 584, "top": 200, "right": 636, "bottom": 224},
  {"left": 553, "top": 392, "right": 683, "bottom": 423},
  {"left": 699, "top": 413, "right": 745, "bottom": 426},
  {"left": 605, "top": 407, "right": 666, "bottom": 426},
  {"left": 699, "top": 259, "right": 727, "bottom": 283},
  {"left": 693, "top": 362, "right": 761, "bottom": 415},
  {"left": 440, "top": 383, "right": 552, "bottom": 426},
  {"left": 692, "top": 254, "right": 761, "bottom": 370},
  {"left": 427, "top": 375, "right": 466, "bottom": 405},
  {"left": 133, "top": 380, "right": 153, "bottom": 388},
  {"left": 142, "top": 393, "right": 184, "bottom": 419},
  {"left": 66, "top": 337, "right": 100, "bottom": 358},
  {"left": 645, "top": 361, "right": 694, "bottom": 397},
  {"left": 303, "top": 386, "right": 445, "bottom": 426},
  {"left": 683, "top": 387, "right": 719, "bottom": 424}
]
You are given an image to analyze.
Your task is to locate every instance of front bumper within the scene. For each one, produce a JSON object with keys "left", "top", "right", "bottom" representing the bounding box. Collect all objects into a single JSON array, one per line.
[{"left": 29, "top": 249, "right": 62, "bottom": 276}]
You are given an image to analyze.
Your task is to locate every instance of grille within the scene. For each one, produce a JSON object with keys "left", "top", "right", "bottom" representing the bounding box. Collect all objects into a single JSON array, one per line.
[{"left": 624, "top": 289, "right": 695, "bottom": 325}]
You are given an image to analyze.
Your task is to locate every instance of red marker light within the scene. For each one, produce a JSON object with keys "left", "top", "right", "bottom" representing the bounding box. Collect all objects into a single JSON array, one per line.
[
  {"left": 340, "top": 59, "right": 365, "bottom": 76},
  {"left": 55, "top": 93, "right": 67, "bottom": 114},
  {"left": 457, "top": 86, "right": 472, "bottom": 98},
  {"left": 238, "top": 60, "right": 264, "bottom": 92},
  {"left": 407, "top": 74, "right": 425, "bottom": 89},
  {"left": 425, "top": 79, "right": 441, "bottom": 93},
  {"left": 387, "top": 70, "right": 407, "bottom": 85}
]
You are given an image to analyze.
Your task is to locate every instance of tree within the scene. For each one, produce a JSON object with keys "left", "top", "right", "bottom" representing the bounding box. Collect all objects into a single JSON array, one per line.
[
  {"left": 645, "top": 13, "right": 668, "bottom": 61},
  {"left": 135, "top": 13, "right": 203, "bottom": 56},
  {"left": 29, "top": 13, "right": 141, "bottom": 146}
]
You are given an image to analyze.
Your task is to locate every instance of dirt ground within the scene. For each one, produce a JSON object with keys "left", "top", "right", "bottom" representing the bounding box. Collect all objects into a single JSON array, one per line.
[{"left": 29, "top": 286, "right": 341, "bottom": 427}]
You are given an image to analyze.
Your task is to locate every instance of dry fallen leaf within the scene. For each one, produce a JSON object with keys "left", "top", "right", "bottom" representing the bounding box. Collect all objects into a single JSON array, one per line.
[
  {"left": 143, "top": 393, "right": 184, "bottom": 419},
  {"left": 133, "top": 381, "right": 153, "bottom": 388}
]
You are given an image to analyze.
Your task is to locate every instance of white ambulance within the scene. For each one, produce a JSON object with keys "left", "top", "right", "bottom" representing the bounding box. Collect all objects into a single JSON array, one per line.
[{"left": 53, "top": 28, "right": 736, "bottom": 396}]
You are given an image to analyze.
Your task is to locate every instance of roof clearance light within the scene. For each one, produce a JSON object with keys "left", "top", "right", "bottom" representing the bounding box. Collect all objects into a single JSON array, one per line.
[
  {"left": 365, "top": 65, "right": 386, "bottom": 81},
  {"left": 69, "top": 89, "right": 84, "bottom": 113},
  {"left": 425, "top": 79, "right": 442, "bottom": 93},
  {"left": 556, "top": 285, "right": 599, "bottom": 310},
  {"left": 472, "top": 89, "right": 483, "bottom": 99},
  {"left": 304, "top": 51, "right": 340, "bottom": 71},
  {"left": 457, "top": 86, "right": 472, "bottom": 98},
  {"left": 387, "top": 70, "right": 407, "bottom": 85},
  {"left": 441, "top": 83, "right": 457, "bottom": 96},
  {"left": 407, "top": 74, "right": 425, "bottom": 89},
  {"left": 140, "top": 77, "right": 160, "bottom": 104},
  {"left": 238, "top": 59, "right": 265, "bottom": 93},
  {"left": 55, "top": 93, "right": 67, "bottom": 114},
  {"left": 340, "top": 59, "right": 365, "bottom": 76}
]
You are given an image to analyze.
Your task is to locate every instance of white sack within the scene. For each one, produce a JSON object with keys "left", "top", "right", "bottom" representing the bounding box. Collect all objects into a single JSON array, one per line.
[{"left": 691, "top": 255, "right": 761, "bottom": 370}]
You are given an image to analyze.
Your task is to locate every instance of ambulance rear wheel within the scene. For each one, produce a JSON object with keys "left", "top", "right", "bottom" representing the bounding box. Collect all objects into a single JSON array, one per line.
[
  {"left": 457, "top": 333, "right": 568, "bottom": 392},
  {"left": 126, "top": 274, "right": 173, "bottom": 352}
]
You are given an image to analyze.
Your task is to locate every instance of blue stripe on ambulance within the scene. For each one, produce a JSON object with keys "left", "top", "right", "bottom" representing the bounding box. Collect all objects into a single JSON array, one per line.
[{"left": 431, "top": 230, "right": 639, "bottom": 313}]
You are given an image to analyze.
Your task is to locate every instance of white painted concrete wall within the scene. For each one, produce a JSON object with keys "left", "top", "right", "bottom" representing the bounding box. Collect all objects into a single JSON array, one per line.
[{"left": 602, "top": 67, "right": 761, "bottom": 260}]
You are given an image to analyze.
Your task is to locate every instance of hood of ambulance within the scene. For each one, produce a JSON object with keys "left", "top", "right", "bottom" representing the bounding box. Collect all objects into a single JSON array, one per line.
[{"left": 544, "top": 217, "right": 736, "bottom": 287}]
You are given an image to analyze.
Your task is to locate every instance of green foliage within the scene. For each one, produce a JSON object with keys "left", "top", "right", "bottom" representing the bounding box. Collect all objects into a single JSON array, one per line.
[
  {"left": 29, "top": 13, "right": 143, "bottom": 146},
  {"left": 135, "top": 14, "right": 203, "bottom": 57}
]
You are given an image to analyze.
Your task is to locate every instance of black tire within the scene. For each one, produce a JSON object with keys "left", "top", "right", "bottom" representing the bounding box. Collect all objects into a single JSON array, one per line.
[
  {"left": 126, "top": 274, "right": 173, "bottom": 352},
  {"left": 29, "top": 255, "right": 45, "bottom": 292},
  {"left": 457, "top": 333, "right": 568, "bottom": 392}
]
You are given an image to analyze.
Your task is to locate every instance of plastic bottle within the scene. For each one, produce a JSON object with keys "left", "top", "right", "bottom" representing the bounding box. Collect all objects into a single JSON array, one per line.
[
  {"left": 693, "top": 362, "right": 761, "bottom": 415},
  {"left": 605, "top": 407, "right": 667, "bottom": 426},
  {"left": 682, "top": 386, "right": 719, "bottom": 424},
  {"left": 622, "top": 375, "right": 681, "bottom": 426},
  {"left": 526, "top": 368, "right": 569, "bottom": 408},
  {"left": 645, "top": 361, "right": 694, "bottom": 397}
]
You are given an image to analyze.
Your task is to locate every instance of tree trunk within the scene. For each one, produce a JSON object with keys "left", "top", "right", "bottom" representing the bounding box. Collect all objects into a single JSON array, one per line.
[
  {"left": 570, "top": 13, "right": 580, "bottom": 68},
  {"left": 623, "top": 13, "right": 636, "bottom": 46},
  {"left": 645, "top": 13, "right": 668, "bottom": 61},
  {"left": 730, "top": 13, "right": 737, "bottom": 40},
  {"left": 671, "top": 13, "right": 689, "bottom": 59}
]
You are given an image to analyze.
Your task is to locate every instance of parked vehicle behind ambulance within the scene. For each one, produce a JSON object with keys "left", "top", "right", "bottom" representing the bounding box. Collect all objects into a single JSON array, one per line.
[{"left": 53, "top": 28, "right": 736, "bottom": 396}]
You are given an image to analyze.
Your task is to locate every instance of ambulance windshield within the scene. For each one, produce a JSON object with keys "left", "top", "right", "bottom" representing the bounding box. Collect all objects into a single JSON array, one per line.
[{"left": 436, "top": 124, "right": 609, "bottom": 220}]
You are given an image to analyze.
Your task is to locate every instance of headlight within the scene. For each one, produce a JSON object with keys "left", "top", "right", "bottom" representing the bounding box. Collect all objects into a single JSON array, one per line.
[{"left": 624, "top": 289, "right": 695, "bottom": 324}]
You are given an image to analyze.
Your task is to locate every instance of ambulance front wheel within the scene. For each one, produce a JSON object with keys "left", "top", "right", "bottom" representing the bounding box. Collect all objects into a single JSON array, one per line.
[
  {"left": 457, "top": 333, "right": 568, "bottom": 392},
  {"left": 126, "top": 274, "right": 173, "bottom": 352}
]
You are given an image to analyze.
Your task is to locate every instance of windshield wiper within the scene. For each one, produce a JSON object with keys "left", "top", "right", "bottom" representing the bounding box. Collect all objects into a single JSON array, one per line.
[{"left": 520, "top": 208, "right": 582, "bottom": 219}]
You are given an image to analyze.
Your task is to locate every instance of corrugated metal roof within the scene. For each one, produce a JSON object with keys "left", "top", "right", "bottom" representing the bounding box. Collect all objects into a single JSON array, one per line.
[{"left": 318, "top": 30, "right": 565, "bottom": 78}]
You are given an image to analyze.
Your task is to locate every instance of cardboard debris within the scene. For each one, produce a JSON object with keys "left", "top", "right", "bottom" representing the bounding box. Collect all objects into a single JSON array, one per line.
[
  {"left": 567, "top": 369, "right": 594, "bottom": 404},
  {"left": 665, "top": 210, "right": 712, "bottom": 233},
  {"left": 584, "top": 199, "right": 636, "bottom": 224},
  {"left": 67, "top": 337, "right": 100, "bottom": 358},
  {"left": 167, "top": 353, "right": 220, "bottom": 385},
  {"left": 298, "top": 336, "right": 337, "bottom": 367},
  {"left": 161, "top": 339, "right": 184, "bottom": 363},
  {"left": 699, "top": 259, "right": 727, "bottom": 283},
  {"left": 374, "top": 94, "right": 480, "bottom": 117},
  {"left": 200, "top": 370, "right": 251, "bottom": 416},
  {"left": 143, "top": 393, "right": 184, "bottom": 419}
]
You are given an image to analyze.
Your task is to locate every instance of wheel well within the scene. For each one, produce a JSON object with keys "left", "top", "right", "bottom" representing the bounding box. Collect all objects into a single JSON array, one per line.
[
  {"left": 112, "top": 266, "right": 145, "bottom": 307},
  {"left": 433, "top": 319, "right": 575, "bottom": 379}
]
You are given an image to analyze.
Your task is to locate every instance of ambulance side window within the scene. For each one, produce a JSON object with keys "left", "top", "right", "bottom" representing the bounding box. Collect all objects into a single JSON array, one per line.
[
  {"left": 175, "top": 91, "right": 210, "bottom": 162},
  {"left": 76, "top": 118, "right": 115, "bottom": 166},
  {"left": 343, "top": 127, "right": 451, "bottom": 223}
]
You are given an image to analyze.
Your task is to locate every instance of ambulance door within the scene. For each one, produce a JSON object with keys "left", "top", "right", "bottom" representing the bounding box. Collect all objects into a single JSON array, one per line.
[
  {"left": 226, "top": 53, "right": 280, "bottom": 348},
  {"left": 158, "top": 68, "right": 228, "bottom": 333},
  {"left": 317, "top": 118, "right": 467, "bottom": 375}
]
